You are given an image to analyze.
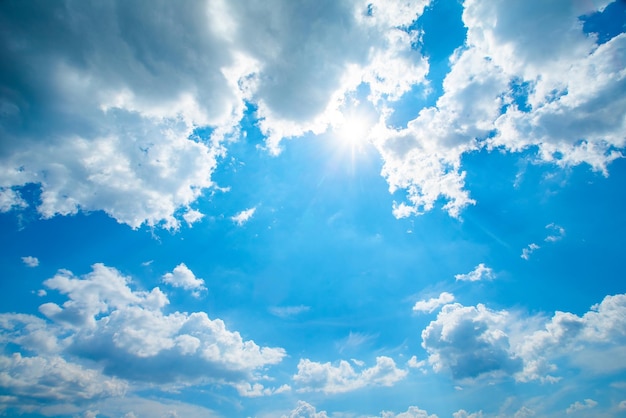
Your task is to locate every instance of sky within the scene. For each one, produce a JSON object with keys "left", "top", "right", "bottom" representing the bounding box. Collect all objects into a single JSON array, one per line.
[{"left": 1, "top": 0, "right": 626, "bottom": 417}]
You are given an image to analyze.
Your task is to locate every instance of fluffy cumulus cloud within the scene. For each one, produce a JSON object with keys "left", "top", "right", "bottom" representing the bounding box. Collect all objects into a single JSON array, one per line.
[
  {"left": 381, "top": 406, "right": 438, "bottom": 418},
  {"left": 1, "top": 0, "right": 621, "bottom": 225},
  {"left": 21, "top": 256, "right": 39, "bottom": 267},
  {"left": 413, "top": 292, "right": 455, "bottom": 313},
  {"left": 282, "top": 402, "right": 437, "bottom": 418},
  {"left": 454, "top": 263, "right": 494, "bottom": 282},
  {"left": 421, "top": 303, "right": 522, "bottom": 379},
  {"left": 375, "top": 0, "right": 625, "bottom": 218},
  {"left": 0, "top": 264, "right": 285, "bottom": 414},
  {"left": 566, "top": 399, "right": 598, "bottom": 414},
  {"left": 420, "top": 293, "right": 626, "bottom": 382},
  {"left": 293, "top": 356, "right": 407, "bottom": 394},
  {"left": 0, "top": 0, "right": 434, "bottom": 227},
  {"left": 282, "top": 401, "right": 328, "bottom": 418},
  {"left": 162, "top": 263, "right": 207, "bottom": 297}
]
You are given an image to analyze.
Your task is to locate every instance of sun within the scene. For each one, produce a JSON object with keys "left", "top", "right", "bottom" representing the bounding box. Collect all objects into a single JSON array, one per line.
[{"left": 332, "top": 113, "right": 372, "bottom": 150}]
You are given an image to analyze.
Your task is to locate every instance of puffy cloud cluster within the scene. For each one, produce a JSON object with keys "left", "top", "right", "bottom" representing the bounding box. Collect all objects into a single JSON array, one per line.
[
  {"left": 282, "top": 402, "right": 437, "bottom": 418},
  {"left": 381, "top": 406, "right": 438, "bottom": 418},
  {"left": 420, "top": 293, "right": 626, "bottom": 382},
  {"left": 0, "top": 263, "right": 285, "bottom": 414},
  {"left": 454, "top": 263, "right": 494, "bottom": 282},
  {"left": 162, "top": 263, "right": 207, "bottom": 297},
  {"left": 421, "top": 303, "right": 521, "bottom": 379},
  {"left": 0, "top": 0, "right": 433, "bottom": 227},
  {"left": 413, "top": 292, "right": 455, "bottom": 313},
  {"left": 566, "top": 399, "right": 598, "bottom": 414},
  {"left": 293, "top": 356, "right": 407, "bottom": 394},
  {"left": 1, "top": 0, "right": 621, "bottom": 224},
  {"left": 375, "top": 0, "right": 625, "bottom": 218},
  {"left": 282, "top": 401, "right": 328, "bottom": 418}
]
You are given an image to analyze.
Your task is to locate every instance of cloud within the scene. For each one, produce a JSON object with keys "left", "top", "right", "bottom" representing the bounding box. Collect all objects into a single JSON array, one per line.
[
  {"left": 521, "top": 243, "right": 540, "bottom": 260},
  {"left": 231, "top": 207, "right": 256, "bottom": 226},
  {"left": 454, "top": 264, "right": 494, "bottom": 282},
  {"left": 282, "top": 401, "right": 328, "bottom": 418},
  {"left": 21, "top": 256, "right": 39, "bottom": 267},
  {"left": 336, "top": 331, "right": 377, "bottom": 353},
  {"left": 421, "top": 303, "right": 522, "bottom": 379},
  {"left": 521, "top": 224, "right": 565, "bottom": 259},
  {"left": 413, "top": 292, "right": 455, "bottom": 313},
  {"left": 0, "top": 188, "right": 27, "bottom": 213},
  {"left": 566, "top": 399, "right": 598, "bottom": 414},
  {"left": 1, "top": 0, "right": 232, "bottom": 229},
  {"left": 282, "top": 402, "right": 437, "bottom": 418},
  {"left": 544, "top": 223, "right": 566, "bottom": 242},
  {"left": 407, "top": 355, "right": 426, "bottom": 370},
  {"left": 374, "top": 0, "right": 624, "bottom": 218},
  {"left": 1, "top": 0, "right": 621, "bottom": 226},
  {"left": 420, "top": 294, "right": 626, "bottom": 383},
  {"left": 381, "top": 406, "right": 438, "bottom": 418},
  {"left": 234, "top": 382, "right": 291, "bottom": 398},
  {"left": 0, "top": 263, "right": 286, "bottom": 414},
  {"left": 162, "top": 263, "right": 207, "bottom": 297},
  {"left": 0, "top": 0, "right": 434, "bottom": 226},
  {"left": 453, "top": 411, "right": 484, "bottom": 418},
  {"left": 293, "top": 356, "right": 407, "bottom": 394},
  {"left": 182, "top": 209, "right": 205, "bottom": 226},
  {"left": 268, "top": 305, "right": 311, "bottom": 319},
  {"left": 0, "top": 352, "right": 127, "bottom": 412}
]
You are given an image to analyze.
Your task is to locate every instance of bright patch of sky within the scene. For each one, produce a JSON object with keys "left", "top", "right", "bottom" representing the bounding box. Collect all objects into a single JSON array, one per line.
[{"left": 1, "top": 1, "right": 626, "bottom": 417}]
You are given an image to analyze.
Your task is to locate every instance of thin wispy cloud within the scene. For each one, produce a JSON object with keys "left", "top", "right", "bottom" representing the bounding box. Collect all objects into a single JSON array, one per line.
[{"left": 231, "top": 207, "right": 256, "bottom": 226}]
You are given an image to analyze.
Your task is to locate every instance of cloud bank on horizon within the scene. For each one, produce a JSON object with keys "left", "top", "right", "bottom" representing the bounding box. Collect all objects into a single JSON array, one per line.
[{"left": 1, "top": 0, "right": 625, "bottom": 417}]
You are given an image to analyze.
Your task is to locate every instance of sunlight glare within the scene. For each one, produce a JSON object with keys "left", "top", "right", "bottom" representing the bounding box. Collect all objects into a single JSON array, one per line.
[{"left": 333, "top": 113, "right": 372, "bottom": 151}]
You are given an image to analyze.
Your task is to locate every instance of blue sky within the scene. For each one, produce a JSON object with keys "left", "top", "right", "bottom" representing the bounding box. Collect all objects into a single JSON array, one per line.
[{"left": 1, "top": 0, "right": 626, "bottom": 417}]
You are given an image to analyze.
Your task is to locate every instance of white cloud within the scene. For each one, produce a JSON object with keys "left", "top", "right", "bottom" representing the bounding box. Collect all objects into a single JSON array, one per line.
[
  {"left": 421, "top": 303, "right": 522, "bottom": 379},
  {"left": 454, "top": 264, "right": 494, "bottom": 282},
  {"left": 521, "top": 243, "right": 540, "bottom": 260},
  {"left": 373, "top": 0, "right": 625, "bottom": 219},
  {"left": 293, "top": 356, "right": 407, "bottom": 394},
  {"left": 182, "top": 209, "right": 205, "bottom": 226},
  {"left": 619, "top": 400, "right": 626, "bottom": 410},
  {"left": 0, "top": 351, "right": 127, "bottom": 414},
  {"left": 413, "top": 292, "right": 455, "bottom": 313},
  {"left": 513, "top": 407, "right": 536, "bottom": 418},
  {"left": 566, "top": 399, "right": 598, "bottom": 414},
  {"left": 282, "top": 401, "right": 328, "bottom": 418},
  {"left": 162, "top": 263, "right": 207, "bottom": 297},
  {"left": 269, "top": 305, "right": 311, "bottom": 318},
  {"left": 231, "top": 207, "right": 256, "bottom": 226},
  {"left": 381, "top": 406, "right": 438, "bottom": 418},
  {"left": 544, "top": 223, "right": 565, "bottom": 242},
  {"left": 234, "top": 382, "right": 291, "bottom": 398},
  {"left": 0, "top": 188, "right": 27, "bottom": 213},
  {"left": 0, "top": 263, "right": 286, "bottom": 413},
  {"left": 407, "top": 355, "right": 426, "bottom": 370},
  {"left": 21, "top": 256, "right": 39, "bottom": 268},
  {"left": 1, "top": 0, "right": 620, "bottom": 226},
  {"left": 453, "top": 411, "right": 484, "bottom": 418},
  {"left": 420, "top": 293, "right": 626, "bottom": 383}
]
